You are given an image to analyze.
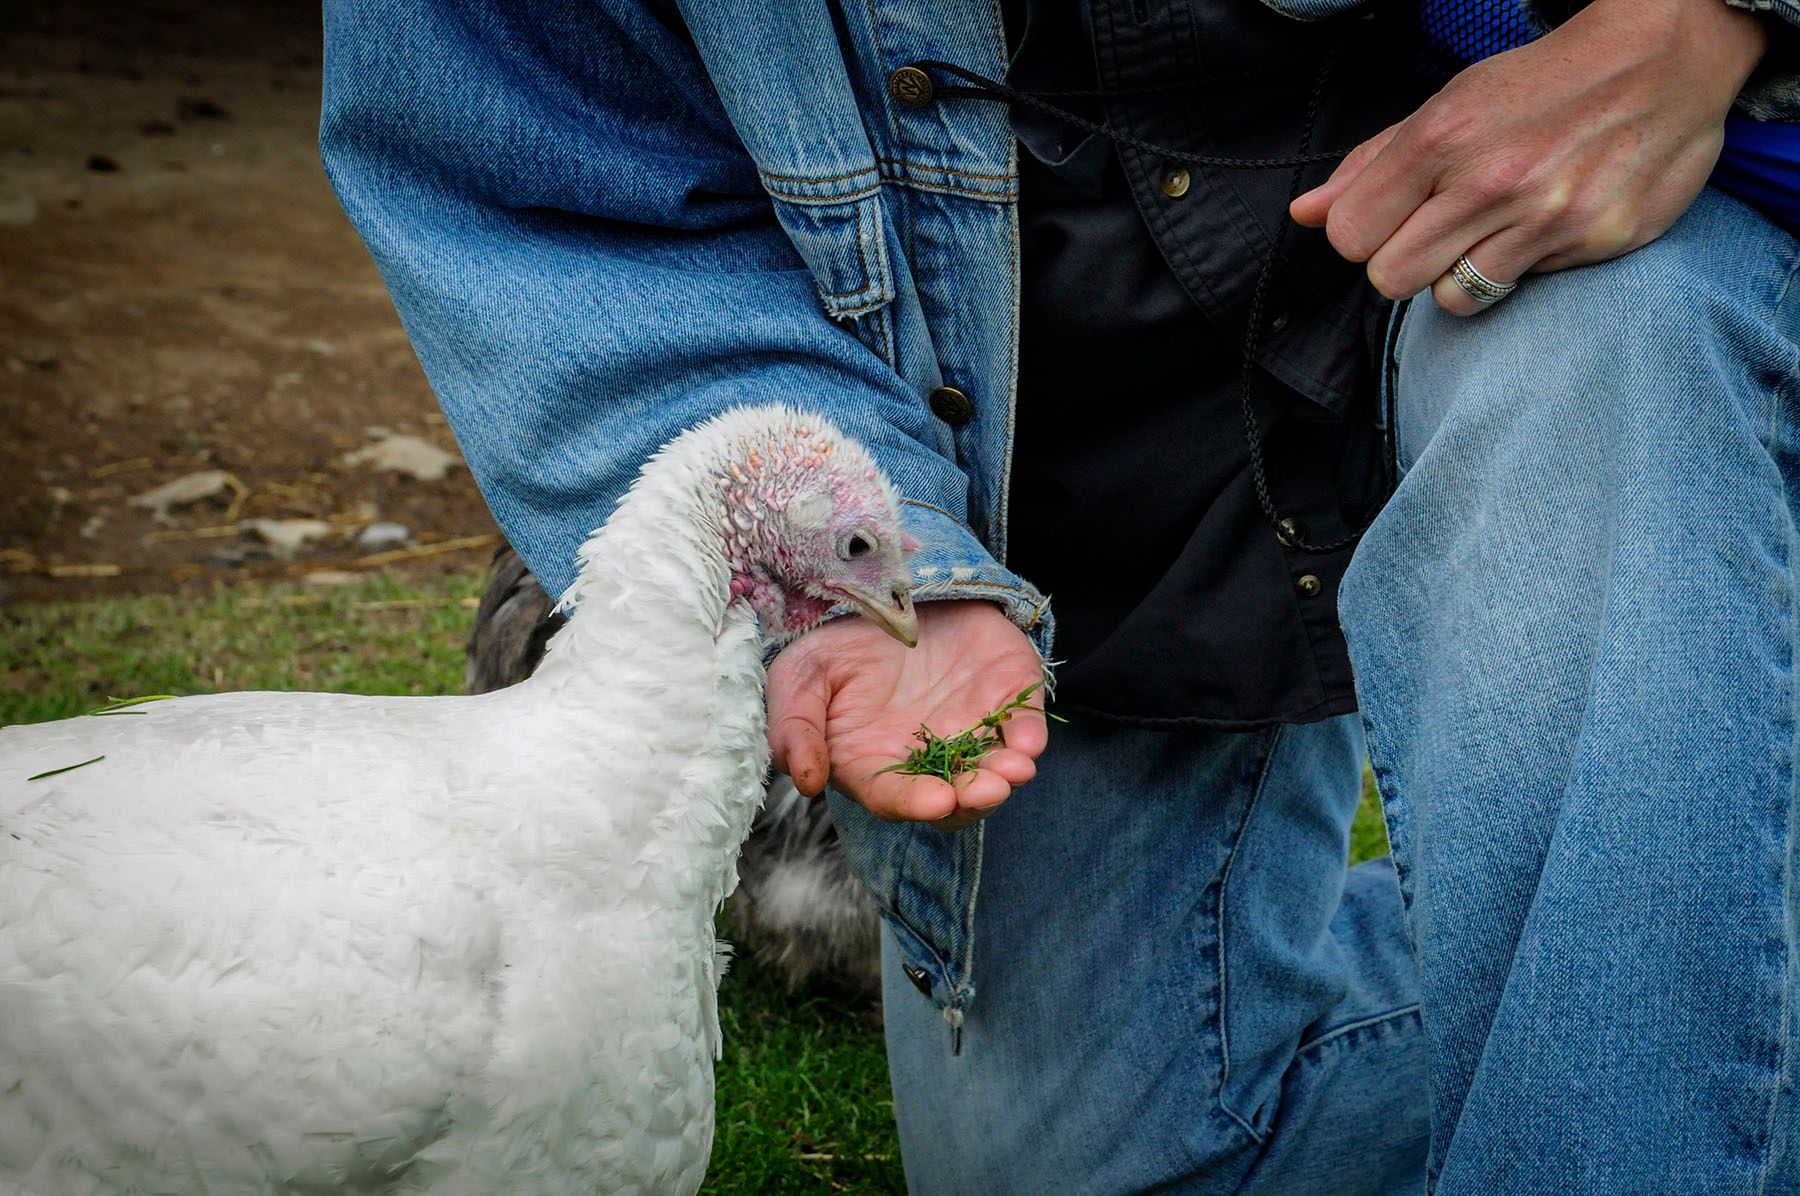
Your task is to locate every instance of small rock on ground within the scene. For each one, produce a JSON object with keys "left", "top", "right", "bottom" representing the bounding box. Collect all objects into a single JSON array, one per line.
[
  {"left": 355, "top": 521, "right": 411, "bottom": 549},
  {"left": 240, "top": 517, "right": 334, "bottom": 559},
  {"left": 129, "top": 470, "right": 239, "bottom": 520},
  {"left": 341, "top": 433, "right": 460, "bottom": 482}
]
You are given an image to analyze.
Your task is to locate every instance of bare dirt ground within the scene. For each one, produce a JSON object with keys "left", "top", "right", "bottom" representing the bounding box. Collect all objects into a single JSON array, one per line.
[{"left": 0, "top": 0, "right": 498, "bottom": 605}]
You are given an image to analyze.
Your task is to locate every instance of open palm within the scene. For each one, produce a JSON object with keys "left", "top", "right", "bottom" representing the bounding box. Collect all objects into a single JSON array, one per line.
[{"left": 768, "top": 601, "right": 1048, "bottom": 830}]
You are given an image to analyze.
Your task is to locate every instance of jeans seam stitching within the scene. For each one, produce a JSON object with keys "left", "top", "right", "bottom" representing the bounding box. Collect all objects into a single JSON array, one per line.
[
  {"left": 1214, "top": 724, "right": 1286, "bottom": 1143},
  {"left": 876, "top": 156, "right": 1017, "bottom": 183},
  {"left": 766, "top": 181, "right": 884, "bottom": 206},
  {"left": 956, "top": 823, "right": 984, "bottom": 1007},
  {"left": 861, "top": 0, "right": 903, "bottom": 153},
  {"left": 1756, "top": 362, "right": 1799, "bottom": 1196},
  {"left": 758, "top": 165, "right": 879, "bottom": 187},
  {"left": 899, "top": 497, "right": 972, "bottom": 532},
  {"left": 1768, "top": 241, "right": 1800, "bottom": 315},
  {"left": 1296, "top": 1002, "right": 1422, "bottom": 1056}
]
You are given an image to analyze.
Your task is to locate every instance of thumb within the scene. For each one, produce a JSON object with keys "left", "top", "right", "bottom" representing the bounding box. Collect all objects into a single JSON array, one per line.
[{"left": 767, "top": 651, "right": 832, "bottom": 796}]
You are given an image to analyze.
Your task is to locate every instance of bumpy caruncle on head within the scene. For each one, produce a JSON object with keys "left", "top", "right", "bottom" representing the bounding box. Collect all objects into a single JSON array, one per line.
[{"left": 708, "top": 407, "right": 916, "bottom": 642}]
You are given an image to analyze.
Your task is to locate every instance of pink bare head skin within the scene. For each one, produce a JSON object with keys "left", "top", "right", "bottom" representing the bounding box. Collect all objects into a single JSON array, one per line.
[{"left": 712, "top": 411, "right": 920, "bottom": 646}]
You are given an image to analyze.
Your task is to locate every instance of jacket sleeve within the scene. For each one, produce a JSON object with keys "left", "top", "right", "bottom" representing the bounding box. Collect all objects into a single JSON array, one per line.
[
  {"left": 1722, "top": 0, "right": 1800, "bottom": 121},
  {"left": 319, "top": 0, "right": 1049, "bottom": 642},
  {"left": 1722, "top": 0, "right": 1800, "bottom": 26}
]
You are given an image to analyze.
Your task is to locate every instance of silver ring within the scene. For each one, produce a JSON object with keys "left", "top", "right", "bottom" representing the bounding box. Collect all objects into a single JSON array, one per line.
[{"left": 1450, "top": 254, "right": 1517, "bottom": 304}]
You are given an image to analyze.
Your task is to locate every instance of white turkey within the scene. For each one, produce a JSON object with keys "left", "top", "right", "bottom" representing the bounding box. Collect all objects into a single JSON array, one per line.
[
  {"left": 0, "top": 404, "right": 918, "bottom": 1196},
  {"left": 467, "top": 546, "right": 884, "bottom": 1000}
]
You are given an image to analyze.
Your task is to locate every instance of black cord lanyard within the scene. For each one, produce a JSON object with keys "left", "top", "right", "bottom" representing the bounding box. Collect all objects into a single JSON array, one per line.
[{"left": 913, "top": 47, "right": 1369, "bottom": 556}]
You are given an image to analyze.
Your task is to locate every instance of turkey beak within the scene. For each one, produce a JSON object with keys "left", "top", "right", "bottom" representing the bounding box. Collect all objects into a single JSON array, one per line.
[{"left": 840, "top": 585, "right": 919, "bottom": 648}]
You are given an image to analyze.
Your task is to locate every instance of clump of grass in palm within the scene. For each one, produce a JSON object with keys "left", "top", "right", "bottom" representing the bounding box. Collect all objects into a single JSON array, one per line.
[{"left": 876, "top": 682, "right": 1063, "bottom": 784}]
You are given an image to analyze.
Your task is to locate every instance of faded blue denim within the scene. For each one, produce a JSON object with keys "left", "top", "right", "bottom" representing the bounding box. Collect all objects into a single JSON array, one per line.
[
  {"left": 884, "top": 715, "right": 1426, "bottom": 1194},
  {"left": 1341, "top": 186, "right": 1800, "bottom": 1193}
]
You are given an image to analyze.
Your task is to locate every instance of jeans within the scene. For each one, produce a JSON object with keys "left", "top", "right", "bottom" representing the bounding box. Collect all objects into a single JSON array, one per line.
[
  {"left": 882, "top": 715, "right": 1427, "bottom": 1195},
  {"left": 1340, "top": 186, "right": 1800, "bottom": 1193}
]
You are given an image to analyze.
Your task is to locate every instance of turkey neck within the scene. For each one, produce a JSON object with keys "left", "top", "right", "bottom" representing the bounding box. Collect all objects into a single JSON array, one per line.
[
  {"left": 516, "top": 433, "right": 768, "bottom": 907},
  {"left": 536, "top": 438, "right": 739, "bottom": 678}
]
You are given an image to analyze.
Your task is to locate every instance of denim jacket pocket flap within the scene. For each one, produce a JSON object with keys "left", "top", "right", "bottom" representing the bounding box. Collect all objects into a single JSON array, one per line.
[
  {"left": 1251, "top": 0, "right": 1376, "bottom": 18},
  {"left": 765, "top": 178, "right": 895, "bottom": 321}
]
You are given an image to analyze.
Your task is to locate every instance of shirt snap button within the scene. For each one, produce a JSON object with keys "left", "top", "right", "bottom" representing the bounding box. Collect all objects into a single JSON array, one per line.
[
  {"left": 929, "top": 385, "right": 974, "bottom": 425},
  {"left": 1160, "top": 168, "right": 1191, "bottom": 198},
  {"left": 902, "top": 963, "right": 933, "bottom": 996},
  {"left": 1296, "top": 574, "right": 1323, "bottom": 599},
  {"left": 888, "top": 66, "right": 934, "bottom": 109}
]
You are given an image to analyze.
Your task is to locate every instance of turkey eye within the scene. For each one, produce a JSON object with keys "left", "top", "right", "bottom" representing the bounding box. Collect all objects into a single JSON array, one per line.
[{"left": 844, "top": 533, "right": 874, "bottom": 559}]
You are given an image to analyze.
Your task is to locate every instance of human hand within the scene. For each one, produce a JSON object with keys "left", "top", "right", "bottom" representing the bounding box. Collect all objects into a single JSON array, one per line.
[
  {"left": 768, "top": 600, "right": 1048, "bottom": 831},
  {"left": 1290, "top": 0, "right": 1765, "bottom": 315}
]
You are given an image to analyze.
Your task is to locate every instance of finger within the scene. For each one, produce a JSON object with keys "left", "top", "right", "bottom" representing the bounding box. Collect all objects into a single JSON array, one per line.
[
  {"left": 1362, "top": 188, "right": 1513, "bottom": 301},
  {"left": 851, "top": 762, "right": 961, "bottom": 823},
  {"left": 774, "top": 720, "right": 831, "bottom": 796},
  {"left": 998, "top": 704, "right": 1049, "bottom": 758},
  {"left": 978, "top": 745, "right": 1037, "bottom": 788},
  {"left": 1318, "top": 122, "right": 1444, "bottom": 264},
  {"left": 766, "top": 657, "right": 833, "bottom": 797},
  {"left": 954, "top": 766, "right": 1014, "bottom": 813},
  {"left": 1291, "top": 124, "right": 1400, "bottom": 228},
  {"left": 928, "top": 767, "right": 1019, "bottom": 831},
  {"left": 1429, "top": 227, "right": 1539, "bottom": 317}
]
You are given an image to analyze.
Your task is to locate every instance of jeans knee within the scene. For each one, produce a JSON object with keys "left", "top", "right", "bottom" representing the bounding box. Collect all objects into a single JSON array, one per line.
[
  {"left": 1396, "top": 282, "right": 1671, "bottom": 480},
  {"left": 1347, "top": 198, "right": 1800, "bottom": 681},
  {"left": 1392, "top": 190, "right": 1798, "bottom": 479}
]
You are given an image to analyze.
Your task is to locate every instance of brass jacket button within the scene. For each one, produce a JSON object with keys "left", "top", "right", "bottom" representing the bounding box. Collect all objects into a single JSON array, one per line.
[
  {"left": 929, "top": 385, "right": 974, "bottom": 425},
  {"left": 888, "top": 66, "right": 934, "bottom": 109},
  {"left": 1296, "top": 574, "right": 1323, "bottom": 599},
  {"left": 1160, "top": 167, "right": 1191, "bottom": 198}
]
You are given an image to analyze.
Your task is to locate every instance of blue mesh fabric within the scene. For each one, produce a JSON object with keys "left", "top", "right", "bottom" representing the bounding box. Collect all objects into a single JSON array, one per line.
[{"left": 1418, "top": 0, "right": 1540, "bottom": 80}]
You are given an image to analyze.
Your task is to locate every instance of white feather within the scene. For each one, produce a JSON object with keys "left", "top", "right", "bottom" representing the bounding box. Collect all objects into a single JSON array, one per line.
[{"left": 0, "top": 405, "right": 872, "bottom": 1196}]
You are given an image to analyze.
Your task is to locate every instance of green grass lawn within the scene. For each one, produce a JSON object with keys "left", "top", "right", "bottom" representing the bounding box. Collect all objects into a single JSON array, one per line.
[{"left": 0, "top": 574, "right": 1388, "bottom": 1193}]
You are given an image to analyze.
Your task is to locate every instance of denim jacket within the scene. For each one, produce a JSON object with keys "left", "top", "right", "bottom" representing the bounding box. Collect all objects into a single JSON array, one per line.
[{"left": 321, "top": 0, "right": 1800, "bottom": 1024}]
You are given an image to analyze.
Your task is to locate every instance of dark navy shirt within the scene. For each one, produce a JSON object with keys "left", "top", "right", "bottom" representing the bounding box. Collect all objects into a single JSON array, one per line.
[{"left": 1005, "top": 0, "right": 1422, "bottom": 727}]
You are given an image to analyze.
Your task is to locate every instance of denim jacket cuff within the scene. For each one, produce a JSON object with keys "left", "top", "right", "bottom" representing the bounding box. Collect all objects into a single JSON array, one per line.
[
  {"left": 1726, "top": 0, "right": 1800, "bottom": 25},
  {"left": 1725, "top": 0, "right": 1800, "bottom": 121},
  {"left": 897, "top": 499, "right": 1056, "bottom": 660},
  {"left": 1523, "top": 1, "right": 1800, "bottom": 121}
]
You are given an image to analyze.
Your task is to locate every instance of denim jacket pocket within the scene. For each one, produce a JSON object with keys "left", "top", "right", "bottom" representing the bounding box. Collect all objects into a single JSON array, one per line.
[{"left": 825, "top": 790, "right": 983, "bottom": 1017}]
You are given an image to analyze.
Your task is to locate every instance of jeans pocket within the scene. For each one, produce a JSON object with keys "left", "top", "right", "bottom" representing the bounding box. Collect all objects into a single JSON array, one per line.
[{"left": 1380, "top": 297, "right": 1411, "bottom": 482}]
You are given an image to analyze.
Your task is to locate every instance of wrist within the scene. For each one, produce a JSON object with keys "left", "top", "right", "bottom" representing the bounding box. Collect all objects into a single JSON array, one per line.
[{"left": 1577, "top": 0, "right": 1767, "bottom": 88}]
